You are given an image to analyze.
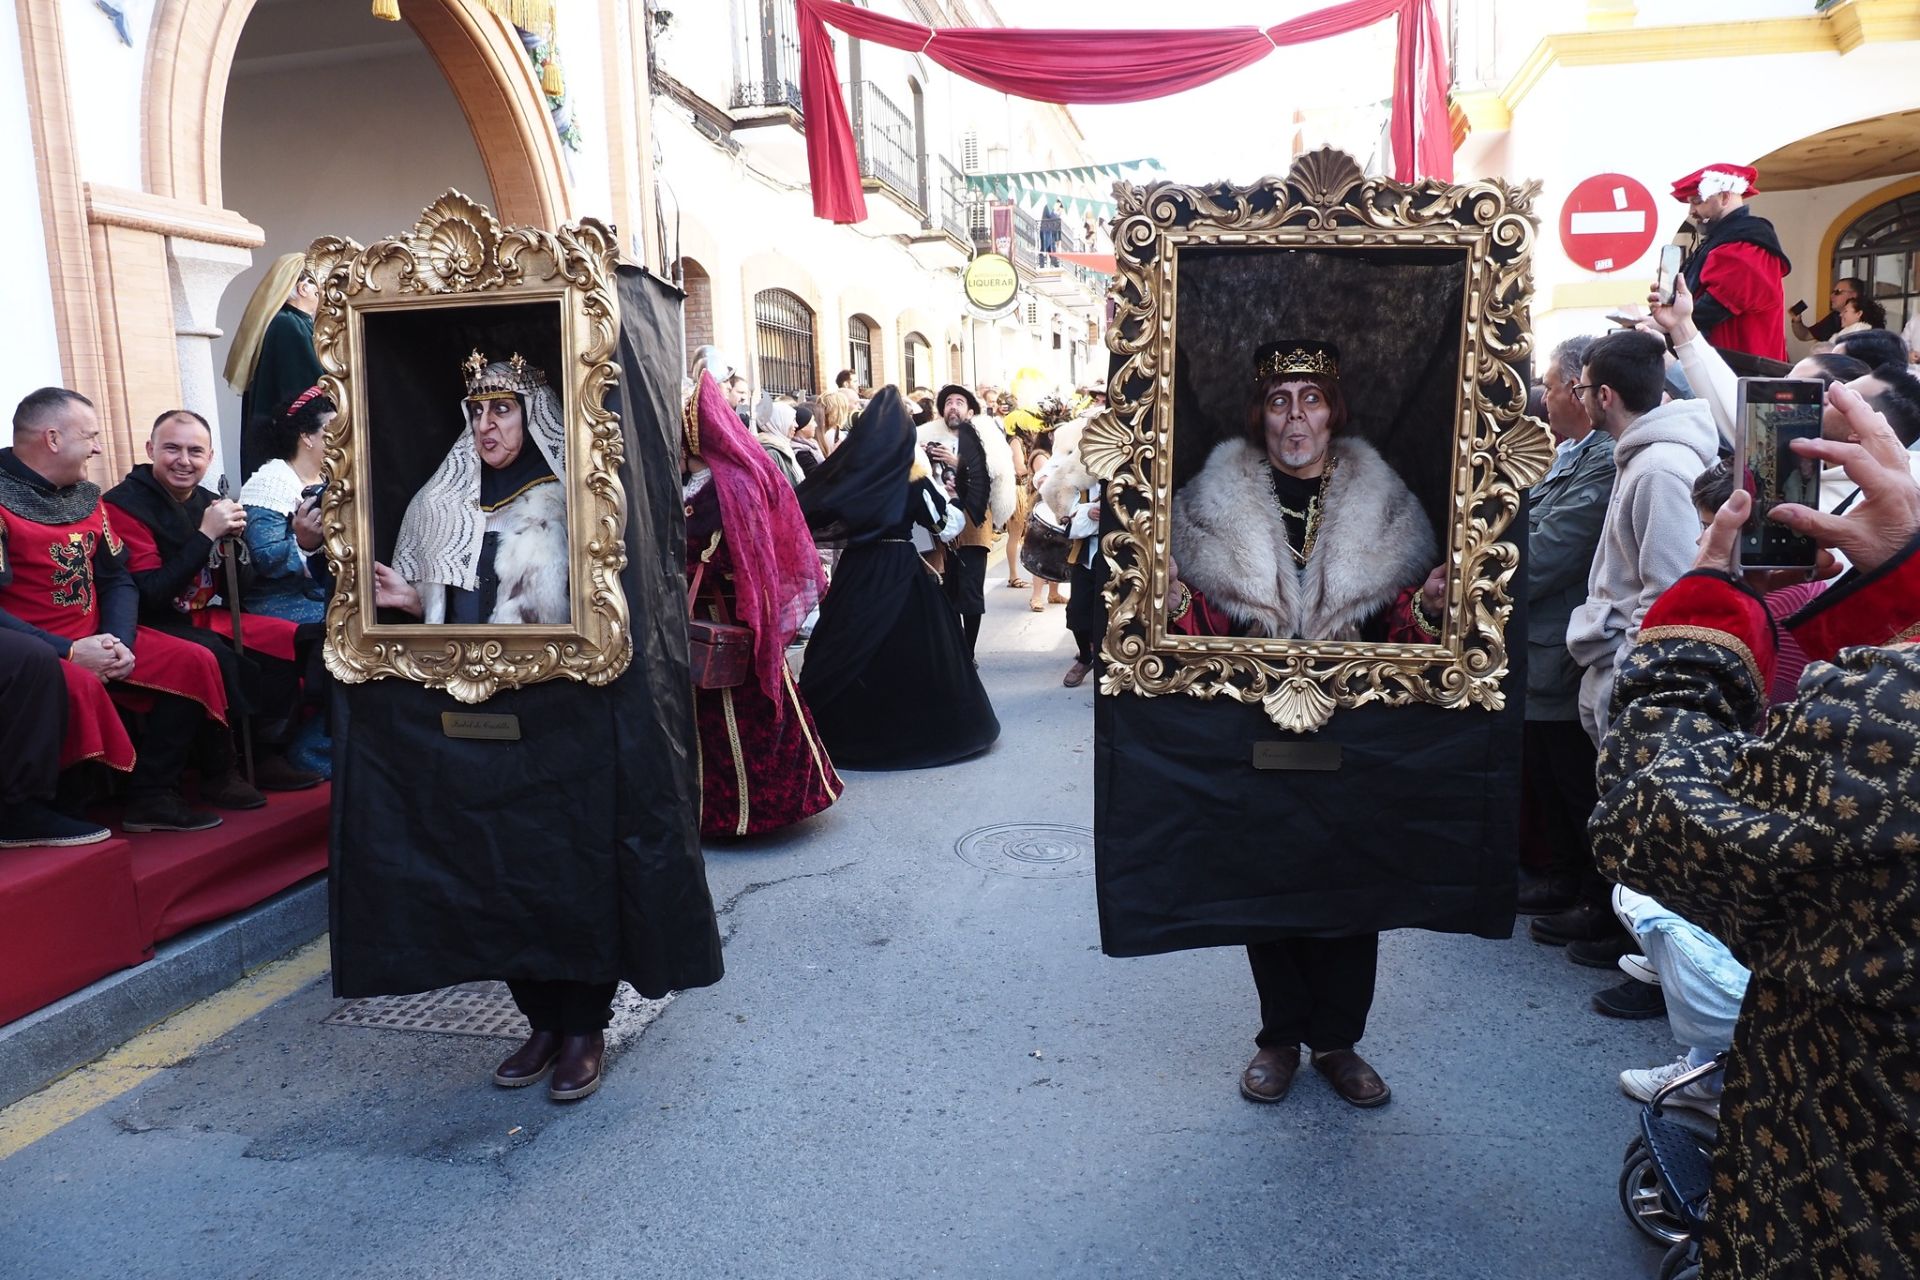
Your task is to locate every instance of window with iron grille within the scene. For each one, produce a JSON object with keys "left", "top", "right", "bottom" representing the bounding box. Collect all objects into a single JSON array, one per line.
[
  {"left": 847, "top": 315, "right": 875, "bottom": 389},
  {"left": 903, "top": 332, "right": 930, "bottom": 391},
  {"left": 1833, "top": 192, "right": 1920, "bottom": 338},
  {"left": 755, "top": 289, "right": 816, "bottom": 397}
]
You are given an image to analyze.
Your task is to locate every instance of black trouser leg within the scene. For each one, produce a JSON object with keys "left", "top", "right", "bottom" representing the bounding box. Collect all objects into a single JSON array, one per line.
[
  {"left": 507, "top": 980, "right": 618, "bottom": 1035},
  {"left": 1247, "top": 934, "right": 1380, "bottom": 1053},
  {"left": 959, "top": 612, "right": 981, "bottom": 659},
  {"left": 1524, "top": 718, "right": 1607, "bottom": 909},
  {"left": 125, "top": 690, "right": 204, "bottom": 797},
  {"left": 1066, "top": 559, "right": 1102, "bottom": 663},
  {"left": 0, "top": 632, "right": 64, "bottom": 805}
]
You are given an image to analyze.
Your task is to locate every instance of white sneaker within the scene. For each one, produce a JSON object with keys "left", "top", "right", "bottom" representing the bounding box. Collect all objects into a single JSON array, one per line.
[
  {"left": 1619, "top": 1057, "right": 1721, "bottom": 1121},
  {"left": 1619, "top": 953, "right": 1662, "bottom": 986}
]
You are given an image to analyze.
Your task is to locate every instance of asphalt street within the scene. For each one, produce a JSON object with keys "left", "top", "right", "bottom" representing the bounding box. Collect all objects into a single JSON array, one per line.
[{"left": 0, "top": 579, "right": 1677, "bottom": 1279}]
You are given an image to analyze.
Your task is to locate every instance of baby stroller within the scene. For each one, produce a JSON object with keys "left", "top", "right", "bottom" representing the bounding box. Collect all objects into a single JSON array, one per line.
[{"left": 1618, "top": 1054, "right": 1725, "bottom": 1279}]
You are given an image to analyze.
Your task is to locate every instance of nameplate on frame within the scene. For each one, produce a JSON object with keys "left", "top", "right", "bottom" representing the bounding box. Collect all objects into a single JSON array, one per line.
[
  {"left": 441, "top": 712, "right": 522, "bottom": 741},
  {"left": 1251, "top": 742, "right": 1341, "bottom": 771}
]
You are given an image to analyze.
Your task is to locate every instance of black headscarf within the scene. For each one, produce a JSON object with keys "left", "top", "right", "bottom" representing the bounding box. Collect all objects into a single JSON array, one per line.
[{"left": 796, "top": 385, "right": 914, "bottom": 547}]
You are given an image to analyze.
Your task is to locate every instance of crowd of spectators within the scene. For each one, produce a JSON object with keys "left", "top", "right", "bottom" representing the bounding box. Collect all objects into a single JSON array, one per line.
[{"left": 1520, "top": 164, "right": 1920, "bottom": 1277}]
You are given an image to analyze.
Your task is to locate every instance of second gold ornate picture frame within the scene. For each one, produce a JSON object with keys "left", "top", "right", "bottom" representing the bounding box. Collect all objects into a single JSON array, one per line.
[
  {"left": 1083, "top": 149, "right": 1553, "bottom": 732},
  {"left": 308, "top": 190, "right": 631, "bottom": 704}
]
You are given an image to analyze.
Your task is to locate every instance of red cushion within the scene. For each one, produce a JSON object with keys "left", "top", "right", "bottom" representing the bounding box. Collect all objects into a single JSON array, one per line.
[
  {"left": 0, "top": 837, "right": 146, "bottom": 1025},
  {"left": 126, "top": 785, "right": 331, "bottom": 945}
]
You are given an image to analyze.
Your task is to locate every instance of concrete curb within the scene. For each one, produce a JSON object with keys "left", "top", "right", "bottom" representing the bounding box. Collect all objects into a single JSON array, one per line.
[{"left": 0, "top": 876, "right": 328, "bottom": 1111}]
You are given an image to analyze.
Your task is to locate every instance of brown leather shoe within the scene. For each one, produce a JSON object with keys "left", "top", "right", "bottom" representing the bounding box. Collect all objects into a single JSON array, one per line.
[
  {"left": 492, "top": 1031, "right": 561, "bottom": 1088},
  {"left": 1239, "top": 1045, "right": 1300, "bottom": 1103},
  {"left": 549, "top": 1031, "right": 605, "bottom": 1102},
  {"left": 1062, "top": 660, "right": 1093, "bottom": 688},
  {"left": 1311, "top": 1048, "right": 1391, "bottom": 1108}
]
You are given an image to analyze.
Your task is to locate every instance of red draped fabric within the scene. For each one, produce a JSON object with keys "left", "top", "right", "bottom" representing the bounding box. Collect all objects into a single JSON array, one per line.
[{"left": 796, "top": 0, "right": 1452, "bottom": 224}]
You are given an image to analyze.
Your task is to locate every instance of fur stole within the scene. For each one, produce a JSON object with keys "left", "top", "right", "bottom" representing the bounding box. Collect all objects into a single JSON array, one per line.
[
  {"left": 1041, "top": 421, "right": 1094, "bottom": 522},
  {"left": 965, "top": 414, "right": 1017, "bottom": 527},
  {"left": 1171, "top": 436, "right": 1435, "bottom": 639},
  {"left": 486, "top": 479, "right": 570, "bottom": 624}
]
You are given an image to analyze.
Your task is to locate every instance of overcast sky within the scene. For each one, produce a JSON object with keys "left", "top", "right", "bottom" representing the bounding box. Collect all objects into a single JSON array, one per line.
[{"left": 986, "top": 0, "right": 1400, "bottom": 184}]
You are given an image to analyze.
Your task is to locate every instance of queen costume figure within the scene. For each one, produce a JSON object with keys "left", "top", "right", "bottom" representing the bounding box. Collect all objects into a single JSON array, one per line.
[{"left": 376, "top": 351, "right": 570, "bottom": 624}]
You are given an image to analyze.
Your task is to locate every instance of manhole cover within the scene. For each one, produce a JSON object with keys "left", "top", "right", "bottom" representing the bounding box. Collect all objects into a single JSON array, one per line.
[{"left": 956, "top": 823, "right": 1095, "bottom": 879}]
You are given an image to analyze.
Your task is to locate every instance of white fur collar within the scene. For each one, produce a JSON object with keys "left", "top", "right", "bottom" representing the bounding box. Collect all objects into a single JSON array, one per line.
[
  {"left": 417, "top": 480, "right": 570, "bottom": 624},
  {"left": 964, "top": 414, "right": 1017, "bottom": 526},
  {"left": 1170, "top": 436, "right": 1436, "bottom": 639}
]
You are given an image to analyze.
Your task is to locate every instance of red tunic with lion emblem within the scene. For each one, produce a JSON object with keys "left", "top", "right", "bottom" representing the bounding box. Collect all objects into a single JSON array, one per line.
[{"left": 0, "top": 494, "right": 227, "bottom": 771}]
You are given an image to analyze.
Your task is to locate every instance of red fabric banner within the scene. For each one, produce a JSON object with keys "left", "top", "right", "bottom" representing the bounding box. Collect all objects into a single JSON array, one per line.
[{"left": 796, "top": 0, "right": 1452, "bottom": 225}]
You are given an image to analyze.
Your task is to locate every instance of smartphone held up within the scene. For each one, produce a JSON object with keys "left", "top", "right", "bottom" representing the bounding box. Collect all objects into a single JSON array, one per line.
[
  {"left": 1655, "top": 244, "right": 1685, "bottom": 306},
  {"left": 1732, "top": 377, "right": 1823, "bottom": 569}
]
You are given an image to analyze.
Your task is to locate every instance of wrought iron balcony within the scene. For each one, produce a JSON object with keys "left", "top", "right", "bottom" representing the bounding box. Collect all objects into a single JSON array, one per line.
[
  {"left": 731, "top": 9, "right": 802, "bottom": 113},
  {"left": 937, "top": 156, "right": 973, "bottom": 243},
  {"left": 849, "top": 80, "right": 919, "bottom": 210}
]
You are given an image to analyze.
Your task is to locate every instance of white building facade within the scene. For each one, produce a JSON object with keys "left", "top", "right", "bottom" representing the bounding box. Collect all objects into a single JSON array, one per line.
[
  {"left": 651, "top": 0, "right": 1107, "bottom": 403},
  {"left": 2, "top": 0, "right": 1109, "bottom": 490}
]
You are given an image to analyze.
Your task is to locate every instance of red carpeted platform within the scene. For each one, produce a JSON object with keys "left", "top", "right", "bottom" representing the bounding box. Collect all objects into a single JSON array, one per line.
[
  {"left": 0, "top": 838, "right": 147, "bottom": 1026},
  {"left": 0, "top": 784, "right": 331, "bottom": 1026},
  {"left": 126, "top": 785, "right": 331, "bottom": 945}
]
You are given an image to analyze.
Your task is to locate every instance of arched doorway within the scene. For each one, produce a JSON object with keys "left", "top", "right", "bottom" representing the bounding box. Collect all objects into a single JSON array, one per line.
[
  {"left": 146, "top": 0, "right": 566, "bottom": 227},
  {"left": 146, "top": 0, "right": 569, "bottom": 463},
  {"left": 681, "top": 260, "right": 715, "bottom": 371},
  {"left": 847, "top": 313, "right": 877, "bottom": 390},
  {"left": 902, "top": 331, "right": 931, "bottom": 392}
]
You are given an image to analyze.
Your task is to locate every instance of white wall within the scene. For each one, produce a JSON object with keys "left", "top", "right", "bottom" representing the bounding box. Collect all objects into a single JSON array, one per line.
[
  {"left": 58, "top": 0, "right": 144, "bottom": 189},
  {"left": 1755, "top": 169, "right": 1920, "bottom": 355},
  {"left": 0, "top": 10, "right": 64, "bottom": 412},
  {"left": 210, "top": 11, "right": 493, "bottom": 452}
]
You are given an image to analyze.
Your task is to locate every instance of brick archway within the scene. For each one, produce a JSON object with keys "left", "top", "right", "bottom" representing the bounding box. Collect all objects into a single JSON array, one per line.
[{"left": 144, "top": 0, "right": 569, "bottom": 228}]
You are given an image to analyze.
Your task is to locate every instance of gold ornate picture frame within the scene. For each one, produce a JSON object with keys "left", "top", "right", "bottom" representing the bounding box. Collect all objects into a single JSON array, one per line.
[
  {"left": 1083, "top": 149, "right": 1552, "bottom": 732},
  {"left": 308, "top": 191, "right": 630, "bottom": 703}
]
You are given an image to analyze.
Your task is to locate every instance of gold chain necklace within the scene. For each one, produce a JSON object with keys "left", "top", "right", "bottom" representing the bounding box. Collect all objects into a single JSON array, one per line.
[{"left": 1273, "top": 457, "right": 1337, "bottom": 567}]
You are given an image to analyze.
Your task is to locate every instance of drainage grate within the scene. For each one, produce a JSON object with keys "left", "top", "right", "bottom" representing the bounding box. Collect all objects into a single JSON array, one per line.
[
  {"left": 325, "top": 981, "right": 675, "bottom": 1047},
  {"left": 325, "top": 982, "right": 530, "bottom": 1039},
  {"left": 955, "top": 823, "right": 1095, "bottom": 879}
]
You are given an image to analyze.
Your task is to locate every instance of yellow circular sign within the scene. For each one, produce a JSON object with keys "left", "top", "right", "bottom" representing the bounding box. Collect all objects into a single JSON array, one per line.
[{"left": 963, "top": 253, "right": 1019, "bottom": 312}]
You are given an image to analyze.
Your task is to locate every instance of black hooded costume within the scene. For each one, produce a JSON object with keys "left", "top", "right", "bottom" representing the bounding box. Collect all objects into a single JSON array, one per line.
[{"left": 796, "top": 387, "right": 998, "bottom": 769}]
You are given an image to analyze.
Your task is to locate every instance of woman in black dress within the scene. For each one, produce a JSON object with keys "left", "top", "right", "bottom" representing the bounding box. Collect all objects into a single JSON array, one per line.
[{"left": 796, "top": 387, "right": 999, "bottom": 769}]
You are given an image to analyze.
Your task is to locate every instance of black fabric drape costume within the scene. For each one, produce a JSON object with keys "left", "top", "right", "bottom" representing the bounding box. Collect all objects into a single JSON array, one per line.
[{"left": 329, "top": 267, "right": 721, "bottom": 1001}]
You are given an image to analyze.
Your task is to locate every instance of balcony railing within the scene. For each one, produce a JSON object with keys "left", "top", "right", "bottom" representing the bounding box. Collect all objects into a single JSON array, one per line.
[
  {"left": 731, "top": 6, "right": 802, "bottom": 112},
  {"left": 849, "top": 81, "right": 919, "bottom": 210},
  {"left": 937, "top": 156, "right": 972, "bottom": 242}
]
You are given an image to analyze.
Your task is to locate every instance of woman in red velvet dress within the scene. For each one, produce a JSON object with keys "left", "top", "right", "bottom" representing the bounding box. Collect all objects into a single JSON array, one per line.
[{"left": 682, "top": 370, "right": 842, "bottom": 837}]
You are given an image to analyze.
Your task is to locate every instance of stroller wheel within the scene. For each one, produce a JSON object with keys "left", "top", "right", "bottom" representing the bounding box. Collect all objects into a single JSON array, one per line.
[{"left": 1620, "top": 1138, "right": 1693, "bottom": 1245}]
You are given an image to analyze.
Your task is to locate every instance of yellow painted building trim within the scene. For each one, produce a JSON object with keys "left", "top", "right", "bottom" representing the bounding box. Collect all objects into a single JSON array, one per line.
[
  {"left": 1453, "top": 90, "right": 1511, "bottom": 134},
  {"left": 1491, "top": 1, "right": 1916, "bottom": 121},
  {"left": 1586, "top": 0, "right": 1637, "bottom": 33},
  {"left": 0, "top": 939, "right": 331, "bottom": 1162},
  {"left": 1551, "top": 279, "right": 1652, "bottom": 312},
  {"left": 1815, "top": 173, "right": 1920, "bottom": 308}
]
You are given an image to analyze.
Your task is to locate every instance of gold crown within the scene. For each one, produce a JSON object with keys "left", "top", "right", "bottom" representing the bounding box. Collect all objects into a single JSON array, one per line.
[
  {"left": 1255, "top": 345, "right": 1339, "bottom": 380},
  {"left": 462, "top": 350, "right": 546, "bottom": 401}
]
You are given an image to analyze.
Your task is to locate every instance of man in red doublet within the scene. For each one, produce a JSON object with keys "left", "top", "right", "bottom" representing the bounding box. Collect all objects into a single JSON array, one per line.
[
  {"left": 1672, "top": 164, "right": 1790, "bottom": 365},
  {"left": 1, "top": 389, "right": 255, "bottom": 832}
]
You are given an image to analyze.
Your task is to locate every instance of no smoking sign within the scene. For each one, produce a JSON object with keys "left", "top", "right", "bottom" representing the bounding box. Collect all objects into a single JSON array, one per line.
[{"left": 1559, "top": 174, "right": 1658, "bottom": 274}]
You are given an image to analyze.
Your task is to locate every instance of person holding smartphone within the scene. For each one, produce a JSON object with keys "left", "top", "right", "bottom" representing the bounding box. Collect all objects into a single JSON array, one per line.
[
  {"left": 238, "top": 387, "right": 332, "bottom": 625},
  {"left": 1789, "top": 276, "right": 1865, "bottom": 344},
  {"left": 1670, "top": 163, "right": 1790, "bottom": 363}
]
